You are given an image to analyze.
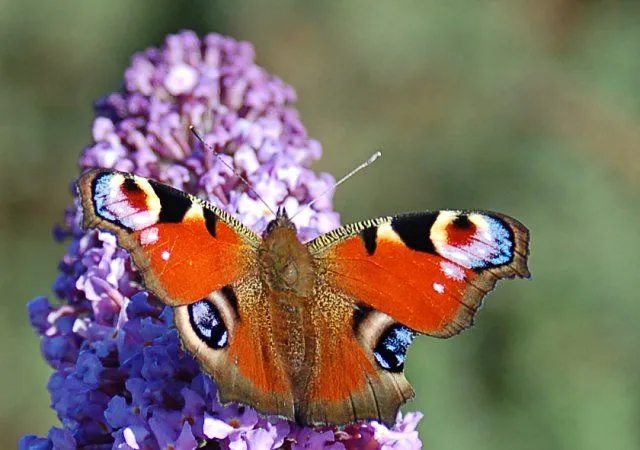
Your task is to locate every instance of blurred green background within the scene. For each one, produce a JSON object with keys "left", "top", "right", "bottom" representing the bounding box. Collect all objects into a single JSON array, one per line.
[{"left": 2, "top": 1, "right": 639, "bottom": 448}]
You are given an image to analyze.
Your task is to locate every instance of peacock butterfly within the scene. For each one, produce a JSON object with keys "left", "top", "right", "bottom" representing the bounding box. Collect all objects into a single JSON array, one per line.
[{"left": 77, "top": 163, "right": 530, "bottom": 427}]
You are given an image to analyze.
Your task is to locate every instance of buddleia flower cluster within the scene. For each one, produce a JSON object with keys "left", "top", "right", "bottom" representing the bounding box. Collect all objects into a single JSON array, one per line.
[{"left": 20, "top": 30, "right": 423, "bottom": 450}]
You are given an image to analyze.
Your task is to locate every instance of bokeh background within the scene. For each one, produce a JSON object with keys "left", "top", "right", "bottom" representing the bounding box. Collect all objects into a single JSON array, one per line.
[{"left": 2, "top": 1, "right": 639, "bottom": 448}]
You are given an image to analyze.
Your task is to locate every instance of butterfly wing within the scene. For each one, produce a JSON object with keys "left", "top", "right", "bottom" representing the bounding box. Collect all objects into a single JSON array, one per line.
[
  {"left": 78, "top": 168, "right": 261, "bottom": 304},
  {"left": 310, "top": 210, "right": 530, "bottom": 336},
  {"left": 79, "top": 172, "right": 530, "bottom": 425},
  {"left": 78, "top": 169, "right": 295, "bottom": 417},
  {"left": 296, "top": 283, "right": 417, "bottom": 426},
  {"left": 173, "top": 283, "right": 296, "bottom": 419},
  {"left": 304, "top": 210, "right": 530, "bottom": 424}
]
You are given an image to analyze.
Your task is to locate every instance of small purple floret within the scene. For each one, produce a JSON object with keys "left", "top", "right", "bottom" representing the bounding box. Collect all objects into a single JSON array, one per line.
[{"left": 22, "top": 30, "right": 423, "bottom": 449}]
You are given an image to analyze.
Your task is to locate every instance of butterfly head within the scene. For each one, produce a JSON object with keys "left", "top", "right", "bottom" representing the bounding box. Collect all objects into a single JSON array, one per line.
[{"left": 263, "top": 207, "right": 296, "bottom": 237}]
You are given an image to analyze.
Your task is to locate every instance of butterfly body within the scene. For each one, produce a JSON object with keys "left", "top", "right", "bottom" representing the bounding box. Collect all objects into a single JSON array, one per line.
[
  {"left": 78, "top": 168, "right": 530, "bottom": 426},
  {"left": 256, "top": 212, "right": 316, "bottom": 393},
  {"left": 258, "top": 212, "right": 315, "bottom": 297}
]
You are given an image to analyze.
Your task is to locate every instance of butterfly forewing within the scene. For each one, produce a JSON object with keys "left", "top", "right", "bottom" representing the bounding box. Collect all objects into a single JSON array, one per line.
[
  {"left": 78, "top": 169, "right": 260, "bottom": 305},
  {"left": 310, "top": 210, "right": 529, "bottom": 337}
]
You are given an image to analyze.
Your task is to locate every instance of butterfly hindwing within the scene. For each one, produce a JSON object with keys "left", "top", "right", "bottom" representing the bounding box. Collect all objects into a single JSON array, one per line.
[
  {"left": 78, "top": 168, "right": 261, "bottom": 304},
  {"left": 296, "top": 285, "right": 415, "bottom": 425},
  {"left": 174, "top": 284, "right": 295, "bottom": 419}
]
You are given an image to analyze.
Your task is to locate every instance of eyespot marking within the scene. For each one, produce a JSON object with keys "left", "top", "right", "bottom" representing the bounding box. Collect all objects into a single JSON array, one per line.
[
  {"left": 188, "top": 300, "right": 229, "bottom": 349},
  {"left": 122, "top": 177, "right": 142, "bottom": 193},
  {"left": 431, "top": 212, "right": 516, "bottom": 270},
  {"left": 92, "top": 173, "right": 160, "bottom": 230},
  {"left": 373, "top": 324, "right": 415, "bottom": 372},
  {"left": 93, "top": 173, "right": 120, "bottom": 223}
]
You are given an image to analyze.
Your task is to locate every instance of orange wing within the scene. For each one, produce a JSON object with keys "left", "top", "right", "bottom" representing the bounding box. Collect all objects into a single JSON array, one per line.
[
  {"left": 173, "top": 285, "right": 295, "bottom": 420},
  {"left": 79, "top": 169, "right": 296, "bottom": 415},
  {"left": 298, "top": 210, "right": 529, "bottom": 425},
  {"left": 309, "top": 210, "right": 530, "bottom": 337},
  {"left": 77, "top": 169, "right": 260, "bottom": 305}
]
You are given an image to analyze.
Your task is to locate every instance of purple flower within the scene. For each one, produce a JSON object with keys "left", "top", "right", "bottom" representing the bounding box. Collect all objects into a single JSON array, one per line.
[{"left": 22, "top": 30, "right": 423, "bottom": 449}]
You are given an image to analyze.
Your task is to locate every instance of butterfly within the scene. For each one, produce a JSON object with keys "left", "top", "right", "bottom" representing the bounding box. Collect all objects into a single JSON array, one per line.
[{"left": 77, "top": 168, "right": 530, "bottom": 426}]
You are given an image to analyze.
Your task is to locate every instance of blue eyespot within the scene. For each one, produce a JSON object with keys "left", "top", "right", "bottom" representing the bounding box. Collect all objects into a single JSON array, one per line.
[
  {"left": 93, "top": 173, "right": 118, "bottom": 222},
  {"left": 188, "top": 300, "right": 228, "bottom": 349},
  {"left": 441, "top": 215, "right": 515, "bottom": 270},
  {"left": 482, "top": 217, "right": 513, "bottom": 267},
  {"left": 373, "top": 324, "right": 415, "bottom": 372}
]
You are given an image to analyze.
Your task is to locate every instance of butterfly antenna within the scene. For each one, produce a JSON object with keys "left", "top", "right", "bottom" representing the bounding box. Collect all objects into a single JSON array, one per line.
[
  {"left": 290, "top": 150, "right": 382, "bottom": 220},
  {"left": 189, "top": 125, "right": 277, "bottom": 217}
]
